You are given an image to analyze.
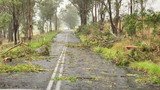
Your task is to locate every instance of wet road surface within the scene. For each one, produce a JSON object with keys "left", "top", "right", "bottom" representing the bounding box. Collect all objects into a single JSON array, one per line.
[{"left": 0, "top": 30, "right": 160, "bottom": 90}]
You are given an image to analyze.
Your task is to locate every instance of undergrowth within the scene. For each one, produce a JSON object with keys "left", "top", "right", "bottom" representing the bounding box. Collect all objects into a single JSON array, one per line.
[
  {"left": 28, "top": 32, "right": 57, "bottom": 50},
  {"left": 130, "top": 61, "right": 160, "bottom": 84},
  {"left": 77, "top": 23, "right": 160, "bottom": 84},
  {"left": 0, "top": 63, "right": 44, "bottom": 73},
  {"left": 0, "top": 31, "right": 58, "bottom": 60},
  {"left": 0, "top": 31, "right": 57, "bottom": 73}
]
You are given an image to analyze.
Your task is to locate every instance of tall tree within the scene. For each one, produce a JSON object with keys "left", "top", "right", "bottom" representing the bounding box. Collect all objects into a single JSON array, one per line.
[
  {"left": 69, "top": 0, "right": 93, "bottom": 25},
  {"left": 61, "top": 4, "right": 78, "bottom": 29}
]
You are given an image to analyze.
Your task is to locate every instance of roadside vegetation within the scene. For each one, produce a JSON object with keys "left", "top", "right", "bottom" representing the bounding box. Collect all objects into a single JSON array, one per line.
[
  {"left": 69, "top": 0, "right": 160, "bottom": 85},
  {"left": 0, "top": 63, "right": 43, "bottom": 73},
  {"left": 76, "top": 22, "right": 160, "bottom": 84},
  {"left": 0, "top": 31, "right": 57, "bottom": 73},
  {"left": 0, "top": 0, "right": 62, "bottom": 73}
]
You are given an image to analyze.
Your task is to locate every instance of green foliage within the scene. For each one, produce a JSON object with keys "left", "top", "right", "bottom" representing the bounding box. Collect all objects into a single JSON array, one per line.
[
  {"left": 28, "top": 32, "right": 57, "bottom": 50},
  {"left": 1, "top": 46, "right": 34, "bottom": 59},
  {"left": 0, "top": 12, "right": 12, "bottom": 29},
  {"left": 145, "top": 10, "right": 160, "bottom": 35},
  {"left": 93, "top": 47, "right": 129, "bottom": 66},
  {"left": 39, "top": 0, "right": 62, "bottom": 23},
  {"left": 130, "top": 61, "right": 160, "bottom": 84},
  {"left": 124, "top": 13, "right": 138, "bottom": 36},
  {"left": 77, "top": 23, "right": 115, "bottom": 47},
  {"left": 0, "top": 63, "right": 43, "bottom": 73},
  {"left": 1, "top": 31, "right": 57, "bottom": 60},
  {"left": 131, "top": 61, "right": 160, "bottom": 76},
  {"left": 54, "top": 76, "right": 78, "bottom": 83}
]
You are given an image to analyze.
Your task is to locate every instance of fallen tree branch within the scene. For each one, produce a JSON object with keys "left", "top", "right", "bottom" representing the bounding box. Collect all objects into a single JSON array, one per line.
[{"left": 0, "top": 42, "right": 29, "bottom": 55}]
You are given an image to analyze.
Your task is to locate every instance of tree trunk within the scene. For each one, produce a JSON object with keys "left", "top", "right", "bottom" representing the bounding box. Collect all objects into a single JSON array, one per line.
[
  {"left": 55, "top": 8, "right": 58, "bottom": 31},
  {"left": 3, "top": 30, "right": 6, "bottom": 38},
  {"left": 80, "top": 9, "right": 87, "bottom": 25},
  {"left": 0, "top": 30, "right": 2, "bottom": 38},
  {"left": 95, "top": 2, "right": 97, "bottom": 22},
  {"left": 28, "top": 0, "right": 33, "bottom": 40},
  {"left": 140, "top": 0, "right": 144, "bottom": 34},
  {"left": 8, "top": 21, "right": 13, "bottom": 42},
  {"left": 130, "top": 0, "right": 133, "bottom": 14},
  {"left": 92, "top": 4, "right": 95, "bottom": 22},
  {"left": 49, "top": 17, "right": 52, "bottom": 31},
  {"left": 100, "top": 1, "right": 105, "bottom": 31},
  {"left": 12, "top": 4, "right": 19, "bottom": 45},
  {"left": 42, "top": 20, "right": 45, "bottom": 33},
  {"left": 108, "top": 0, "right": 117, "bottom": 35},
  {"left": 114, "top": 0, "right": 122, "bottom": 35}
]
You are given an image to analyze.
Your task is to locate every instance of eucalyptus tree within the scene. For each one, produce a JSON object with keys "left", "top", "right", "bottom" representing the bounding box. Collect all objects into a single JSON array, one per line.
[
  {"left": 20, "top": 0, "right": 35, "bottom": 40},
  {"left": 0, "top": 0, "right": 19, "bottom": 43},
  {"left": 38, "top": 0, "right": 62, "bottom": 31},
  {"left": 61, "top": 4, "right": 78, "bottom": 29},
  {"left": 0, "top": 0, "right": 36, "bottom": 44},
  {"left": 69, "top": 0, "right": 93, "bottom": 25}
]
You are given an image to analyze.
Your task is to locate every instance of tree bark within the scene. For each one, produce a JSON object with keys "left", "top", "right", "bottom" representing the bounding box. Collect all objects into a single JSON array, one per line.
[
  {"left": 114, "top": 0, "right": 122, "bottom": 35},
  {"left": 28, "top": 0, "right": 33, "bottom": 40},
  {"left": 80, "top": 9, "right": 87, "bottom": 25},
  {"left": 108, "top": 0, "right": 117, "bottom": 35},
  {"left": 95, "top": 2, "right": 97, "bottom": 22},
  {"left": 130, "top": 0, "right": 133, "bottom": 14},
  {"left": 49, "top": 17, "right": 52, "bottom": 31},
  {"left": 12, "top": 3, "right": 19, "bottom": 45},
  {"left": 55, "top": 8, "right": 58, "bottom": 31},
  {"left": 8, "top": 21, "right": 13, "bottom": 42}
]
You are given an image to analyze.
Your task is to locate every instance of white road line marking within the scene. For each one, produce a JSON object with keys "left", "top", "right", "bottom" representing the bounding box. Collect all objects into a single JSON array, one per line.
[
  {"left": 55, "top": 34, "right": 68, "bottom": 90},
  {"left": 46, "top": 33, "right": 68, "bottom": 90},
  {"left": 46, "top": 47, "right": 65, "bottom": 90},
  {"left": 55, "top": 47, "right": 67, "bottom": 90}
]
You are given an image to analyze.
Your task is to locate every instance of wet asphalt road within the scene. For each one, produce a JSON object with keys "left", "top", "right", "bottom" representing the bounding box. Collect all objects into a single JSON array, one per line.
[{"left": 0, "top": 30, "right": 160, "bottom": 90}]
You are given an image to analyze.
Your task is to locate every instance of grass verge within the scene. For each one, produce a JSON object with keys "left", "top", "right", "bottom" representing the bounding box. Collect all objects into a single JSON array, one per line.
[
  {"left": 130, "top": 61, "right": 160, "bottom": 84},
  {"left": 0, "top": 63, "right": 44, "bottom": 73}
]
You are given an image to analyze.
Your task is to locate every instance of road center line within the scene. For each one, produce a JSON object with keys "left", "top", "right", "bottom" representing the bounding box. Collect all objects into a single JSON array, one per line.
[
  {"left": 55, "top": 34, "right": 68, "bottom": 90},
  {"left": 46, "top": 47, "right": 65, "bottom": 90},
  {"left": 55, "top": 47, "right": 67, "bottom": 90},
  {"left": 46, "top": 33, "right": 68, "bottom": 90}
]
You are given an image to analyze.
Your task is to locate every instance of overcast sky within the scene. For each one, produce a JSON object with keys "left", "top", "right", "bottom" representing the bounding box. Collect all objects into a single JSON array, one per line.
[
  {"left": 146, "top": 0, "right": 160, "bottom": 11},
  {"left": 60, "top": 0, "right": 160, "bottom": 12}
]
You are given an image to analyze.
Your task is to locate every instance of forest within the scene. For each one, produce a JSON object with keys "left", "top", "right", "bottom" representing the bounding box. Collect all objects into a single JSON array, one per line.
[{"left": 0, "top": 0, "right": 160, "bottom": 89}]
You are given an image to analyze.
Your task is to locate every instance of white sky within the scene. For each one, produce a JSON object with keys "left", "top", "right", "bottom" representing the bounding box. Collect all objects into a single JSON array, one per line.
[
  {"left": 60, "top": 0, "right": 160, "bottom": 12},
  {"left": 146, "top": 0, "right": 160, "bottom": 11}
]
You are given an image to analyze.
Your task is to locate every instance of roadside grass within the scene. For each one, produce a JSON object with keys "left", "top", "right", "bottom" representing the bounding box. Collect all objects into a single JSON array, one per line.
[
  {"left": 54, "top": 76, "right": 78, "bottom": 83},
  {"left": 28, "top": 32, "right": 57, "bottom": 50},
  {"left": 1, "top": 31, "right": 58, "bottom": 59},
  {"left": 0, "top": 63, "right": 44, "bottom": 73},
  {"left": 78, "top": 34, "right": 129, "bottom": 66},
  {"left": 93, "top": 47, "right": 129, "bottom": 66},
  {"left": 0, "top": 31, "right": 57, "bottom": 73},
  {"left": 130, "top": 61, "right": 160, "bottom": 84},
  {"left": 76, "top": 24, "right": 160, "bottom": 85}
]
